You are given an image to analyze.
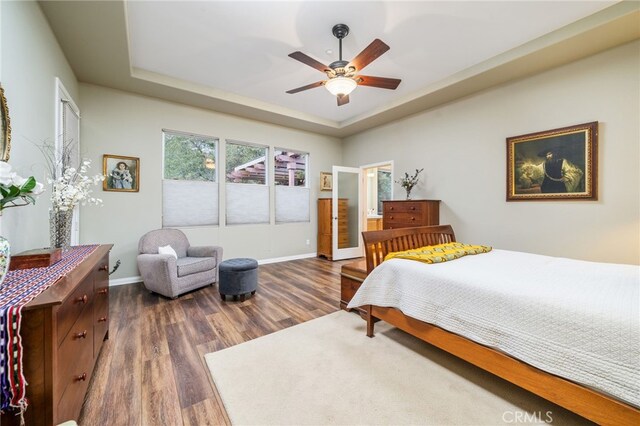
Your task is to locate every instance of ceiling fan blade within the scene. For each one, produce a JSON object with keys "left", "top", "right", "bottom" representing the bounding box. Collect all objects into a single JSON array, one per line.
[
  {"left": 337, "top": 94, "right": 350, "bottom": 106},
  {"left": 357, "top": 75, "right": 401, "bottom": 90},
  {"left": 288, "top": 51, "right": 331, "bottom": 73},
  {"left": 286, "top": 81, "right": 324, "bottom": 94},
  {"left": 348, "top": 39, "right": 390, "bottom": 72}
]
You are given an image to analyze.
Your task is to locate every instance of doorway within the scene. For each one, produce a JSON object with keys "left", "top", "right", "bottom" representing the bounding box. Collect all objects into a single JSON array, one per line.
[{"left": 361, "top": 161, "right": 393, "bottom": 232}]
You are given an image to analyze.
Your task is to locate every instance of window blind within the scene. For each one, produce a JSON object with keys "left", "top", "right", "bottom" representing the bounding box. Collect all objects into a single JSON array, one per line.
[
  {"left": 275, "top": 186, "right": 310, "bottom": 223},
  {"left": 163, "top": 180, "right": 219, "bottom": 227},
  {"left": 226, "top": 183, "right": 269, "bottom": 225}
]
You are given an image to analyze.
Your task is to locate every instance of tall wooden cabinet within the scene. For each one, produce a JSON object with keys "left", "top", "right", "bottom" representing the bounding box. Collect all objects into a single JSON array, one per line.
[
  {"left": 382, "top": 200, "right": 440, "bottom": 229},
  {"left": 1, "top": 245, "right": 112, "bottom": 426},
  {"left": 317, "top": 198, "right": 349, "bottom": 260}
]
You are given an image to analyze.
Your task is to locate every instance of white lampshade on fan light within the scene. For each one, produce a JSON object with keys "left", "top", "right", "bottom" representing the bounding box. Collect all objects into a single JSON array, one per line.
[{"left": 325, "top": 76, "right": 357, "bottom": 97}]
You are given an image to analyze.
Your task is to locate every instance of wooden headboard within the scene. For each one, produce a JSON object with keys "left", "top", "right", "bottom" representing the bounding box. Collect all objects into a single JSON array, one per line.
[{"left": 361, "top": 225, "right": 456, "bottom": 273}]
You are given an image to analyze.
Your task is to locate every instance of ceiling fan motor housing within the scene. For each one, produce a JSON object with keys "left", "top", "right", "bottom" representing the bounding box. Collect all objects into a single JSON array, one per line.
[{"left": 332, "top": 24, "right": 349, "bottom": 39}]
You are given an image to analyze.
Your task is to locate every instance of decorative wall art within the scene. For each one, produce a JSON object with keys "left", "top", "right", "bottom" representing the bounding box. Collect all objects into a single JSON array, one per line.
[
  {"left": 320, "top": 172, "right": 332, "bottom": 191},
  {"left": 0, "top": 84, "right": 11, "bottom": 162},
  {"left": 506, "top": 122, "right": 597, "bottom": 201},
  {"left": 103, "top": 154, "right": 139, "bottom": 192}
]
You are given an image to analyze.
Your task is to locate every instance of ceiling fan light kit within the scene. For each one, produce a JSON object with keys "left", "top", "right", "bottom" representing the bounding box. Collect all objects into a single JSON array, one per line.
[
  {"left": 325, "top": 76, "right": 357, "bottom": 97},
  {"left": 287, "top": 24, "right": 401, "bottom": 106}
]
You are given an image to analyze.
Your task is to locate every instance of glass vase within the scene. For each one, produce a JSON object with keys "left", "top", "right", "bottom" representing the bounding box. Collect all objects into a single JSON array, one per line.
[
  {"left": 50, "top": 209, "right": 73, "bottom": 249},
  {"left": 0, "top": 235, "right": 10, "bottom": 292}
]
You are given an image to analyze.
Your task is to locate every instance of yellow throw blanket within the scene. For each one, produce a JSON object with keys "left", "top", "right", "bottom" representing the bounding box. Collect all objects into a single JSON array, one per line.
[{"left": 385, "top": 242, "right": 492, "bottom": 264}]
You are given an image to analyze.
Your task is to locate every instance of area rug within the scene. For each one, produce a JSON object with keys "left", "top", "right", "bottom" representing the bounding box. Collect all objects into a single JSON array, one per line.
[{"left": 205, "top": 311, "right": 586, "bottom": 425}]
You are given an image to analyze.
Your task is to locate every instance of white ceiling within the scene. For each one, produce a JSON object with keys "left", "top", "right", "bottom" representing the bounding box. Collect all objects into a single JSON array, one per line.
[
  {"left": 126, "top": 1, "right": 616, "bottom": 123},
  {"left": 39, "top": 1, "right": 638, "bottom": 136}
]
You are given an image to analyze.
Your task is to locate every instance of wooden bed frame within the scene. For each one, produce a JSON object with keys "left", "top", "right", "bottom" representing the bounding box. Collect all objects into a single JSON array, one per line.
[{"left": 361, "top": 225, "right": 639, "bottom": 426}]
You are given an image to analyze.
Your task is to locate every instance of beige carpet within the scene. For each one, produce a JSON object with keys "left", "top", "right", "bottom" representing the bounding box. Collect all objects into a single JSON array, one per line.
[{"left": 205, "top": 311, "right": 589, "bottom": 425}]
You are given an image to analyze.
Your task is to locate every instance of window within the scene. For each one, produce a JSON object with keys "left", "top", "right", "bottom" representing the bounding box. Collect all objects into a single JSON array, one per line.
[
  {"left": 162, "top": 131, "right": 218, "bottom": 227},
  {"left": 274, "top": 150, "right": 307, "bottom": 187},
  {"left": 274, "top": 149, "right": 310, "bottom": 223},
  {"left": 377, "top": 169, "right": 392, "bottom": 215},
  {"left": 225, "top": 140, "right": 269, "bottom": 225},
  {"left": 225, "top": 141, "right": 268, "bottom": 185}
]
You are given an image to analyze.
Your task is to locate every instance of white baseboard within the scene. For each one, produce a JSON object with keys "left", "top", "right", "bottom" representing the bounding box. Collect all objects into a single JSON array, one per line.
[
  {"left": 257, "top": 252, "right": 317, "bottom": 265},
  {"left": 109, "top": 275, "right": 142, "bottom": 287},
  {"left": 108, "top": 253, "right": 317, "bottom": 287}
]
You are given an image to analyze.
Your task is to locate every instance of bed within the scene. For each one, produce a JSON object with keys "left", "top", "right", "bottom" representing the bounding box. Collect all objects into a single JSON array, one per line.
[{"left": 348, "top": 225, "right": 639, "bottom": 425}]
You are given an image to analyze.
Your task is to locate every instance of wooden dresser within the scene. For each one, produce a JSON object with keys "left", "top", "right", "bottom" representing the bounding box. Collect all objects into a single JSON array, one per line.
[
  {"left": 1, "top": 245, "right": 112, "bottom": 426},
  {"left": 382, "top": 200, "right": 440, "bottom": 230},
  {"left": 317, "top": 198, "right": 349, "bottom": 260}
]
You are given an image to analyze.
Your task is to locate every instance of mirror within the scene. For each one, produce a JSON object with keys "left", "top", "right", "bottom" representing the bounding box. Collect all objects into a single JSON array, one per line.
[{"left": 0, "top": 85, "right": 11, "bottom": 162}]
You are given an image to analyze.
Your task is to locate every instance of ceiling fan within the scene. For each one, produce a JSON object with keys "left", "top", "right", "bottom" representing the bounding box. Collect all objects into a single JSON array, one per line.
[{"left": 286, "top": 24, "right": 401, "bottom": 106}]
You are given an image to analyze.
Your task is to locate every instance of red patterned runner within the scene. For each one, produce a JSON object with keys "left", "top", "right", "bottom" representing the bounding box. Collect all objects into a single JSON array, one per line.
[{"left": 0, "top": 244, "right": 99, "bottom": 415}]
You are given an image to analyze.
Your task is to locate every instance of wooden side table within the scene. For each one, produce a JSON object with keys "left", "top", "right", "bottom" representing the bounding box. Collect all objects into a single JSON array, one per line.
[{"left": 340, "top": 259, "right": 368, "bottom": 315}]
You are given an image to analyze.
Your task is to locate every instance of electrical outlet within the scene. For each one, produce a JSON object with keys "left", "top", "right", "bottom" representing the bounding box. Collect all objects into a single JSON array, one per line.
[{"left": 305, "top": 239, "right": 310, "bottom": 245}]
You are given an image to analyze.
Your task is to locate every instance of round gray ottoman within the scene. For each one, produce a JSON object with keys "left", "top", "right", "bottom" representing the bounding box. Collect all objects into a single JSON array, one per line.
[{"left": 219, "top": 258, "right": 258, "bottom": 301}]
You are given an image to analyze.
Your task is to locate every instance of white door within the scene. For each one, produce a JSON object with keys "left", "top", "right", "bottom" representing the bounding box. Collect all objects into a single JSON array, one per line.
[{"left": 331, "top": 166, "right": 362, "bottom": 260}]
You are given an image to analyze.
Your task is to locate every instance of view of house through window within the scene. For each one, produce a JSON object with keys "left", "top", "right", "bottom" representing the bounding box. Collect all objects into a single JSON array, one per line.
[
  {"left": 162, "top": 131, "right": 219, "bottom": 227},
  {"left": 225, "top": 141, "right": 268, "bottom": 184},
  {"left": 274, "top": 149, "right": 308, "bottom": 187}
]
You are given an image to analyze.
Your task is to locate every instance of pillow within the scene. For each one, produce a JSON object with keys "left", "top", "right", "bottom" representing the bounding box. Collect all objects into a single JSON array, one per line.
[{"left": 158, "top": 244, "right": 178, "bottom": 258}]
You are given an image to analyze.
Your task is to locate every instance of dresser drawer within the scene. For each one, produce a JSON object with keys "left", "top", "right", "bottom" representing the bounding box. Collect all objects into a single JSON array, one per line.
[
  {"left": 383, "top": 212, "right": 425, "bottom": 224},
  {"left": 56, "top": 347, "right": 93, "bottom": 423},
  {"left": 56, "top": 303, "right": 94, "bottom": 403},
  {"left": 383, "top": 201, "right": 425, "bottom": 213},
  {"left": 94, "top": 297, "right": 109, "bottom": 357},
  {"left": 56, "top": 274, "right": 94, "bottom": 346}
]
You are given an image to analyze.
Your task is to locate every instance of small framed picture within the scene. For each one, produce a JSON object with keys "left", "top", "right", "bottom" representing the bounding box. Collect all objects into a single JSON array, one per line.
[
  {"left": 103, "top": 154, "right": 139, "bottom": 192},
  {"left": 506, "top": 122, "right": 597, "bottom": 201},
  {"left": 320, "top": 172, "right": 332, "bottom": 191}
]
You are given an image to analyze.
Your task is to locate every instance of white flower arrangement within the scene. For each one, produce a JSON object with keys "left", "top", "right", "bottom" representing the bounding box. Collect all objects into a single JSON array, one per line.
[
  {"left": 0, "top": 161, "right": 45, "bottom": 212},
  {"left": 49, "top": 159, "right": 104, "bottom": 212}
]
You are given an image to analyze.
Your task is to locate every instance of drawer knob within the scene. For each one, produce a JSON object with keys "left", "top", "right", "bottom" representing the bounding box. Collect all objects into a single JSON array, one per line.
[
  {"left": 411, "top": 217, "right": 415, "bottom": 221},
  {"left": 410, "top": 207, "right": 415, "bottom": 210},
  {"left": 389, "top": 207, "right": 394, "bottom": 210},
  {"left": 75, "top": 373, "right": 87, "bottom": 382},
  {"left": 389, "top": 216, "right": 394, "bottom": 219},
  {"left": 98, "top": 288, "right": 108, "bottom": 295},
  {"left": 98, "top": 265, "right": 108, "bottom": 271},
  {"left": 76, "top": 294, "right": 88, "bottom": 304},
  {"left": 74, "top": 330, "right": 88, "bottom": 339},
  {"left": 98, "top": 316, "right": 108, "bottom": 323}
]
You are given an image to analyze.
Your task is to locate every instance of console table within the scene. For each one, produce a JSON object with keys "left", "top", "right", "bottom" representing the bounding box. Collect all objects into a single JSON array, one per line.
[{"left": 0, "top": 244, "right": 112, "bottom": 426}]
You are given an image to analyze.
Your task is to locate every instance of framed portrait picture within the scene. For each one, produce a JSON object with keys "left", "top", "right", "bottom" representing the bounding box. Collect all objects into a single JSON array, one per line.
[
  {"left": 103, "top": 154, "right": 139, "bottom": 192},
  {"left": 506, "top": 122, "right": 597, "bottom": 201},
  {"left": 320, "top": 172, "right": 332, "bottom": 191}
]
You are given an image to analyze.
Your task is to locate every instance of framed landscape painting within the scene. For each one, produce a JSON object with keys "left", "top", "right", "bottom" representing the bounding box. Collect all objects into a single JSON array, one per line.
[
  {"left": 506, "top": 122, "right": 597, "bottom": 201},
  {"left": 103, "top": 154, "right": 140, "bottom": 192}
]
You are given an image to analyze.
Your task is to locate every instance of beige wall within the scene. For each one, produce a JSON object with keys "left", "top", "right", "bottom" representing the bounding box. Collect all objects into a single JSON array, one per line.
[
  {"left": 1, "top": 1, "right": 79, "bottom": 251},
  {"left": 343, "top": 41, "right": 640, "bottom": 265},
  {"left": 79, "top": 84, "right": 342, "bottom": 279}
]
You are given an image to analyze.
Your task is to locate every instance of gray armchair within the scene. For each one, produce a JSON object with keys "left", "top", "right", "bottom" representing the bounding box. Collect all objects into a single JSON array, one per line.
[{"left": 137, "top": 228, "right": 223, "bottom": 298}]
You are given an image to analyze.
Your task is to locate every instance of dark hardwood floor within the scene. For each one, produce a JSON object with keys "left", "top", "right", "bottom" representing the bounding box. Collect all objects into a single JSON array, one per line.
[{"left": 79, "top": 257, "right": 352, "bottom": 425}]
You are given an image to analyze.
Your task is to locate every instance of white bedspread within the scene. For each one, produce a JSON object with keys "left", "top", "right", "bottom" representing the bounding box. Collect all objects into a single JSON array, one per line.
[{"left": 348, "top": 249, "right": 640, "bottom": 407}]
